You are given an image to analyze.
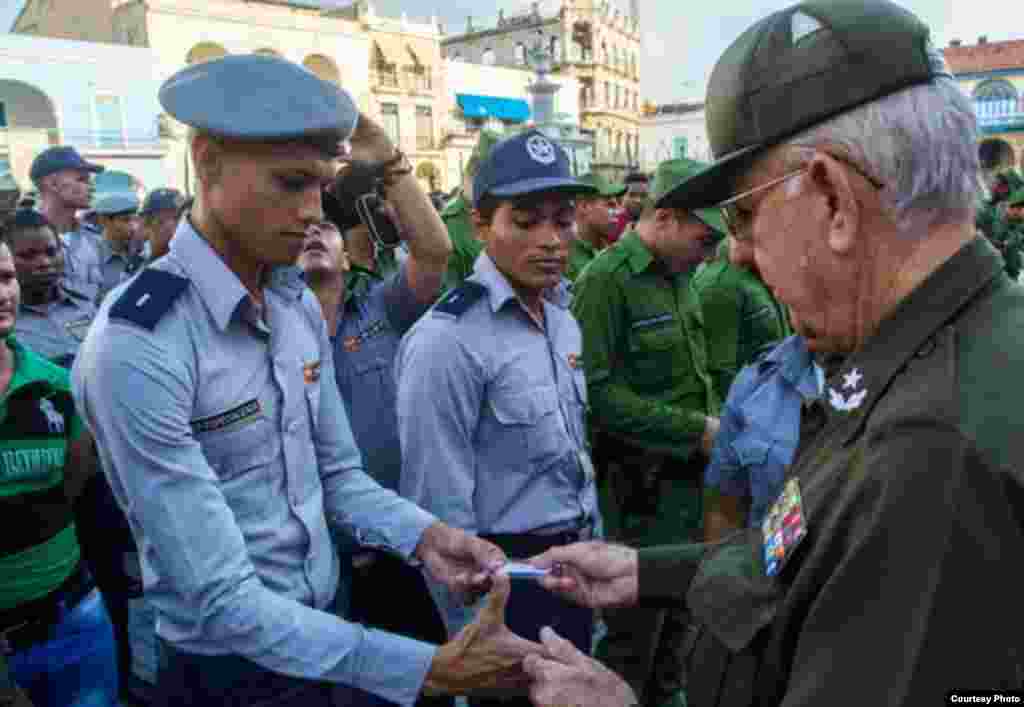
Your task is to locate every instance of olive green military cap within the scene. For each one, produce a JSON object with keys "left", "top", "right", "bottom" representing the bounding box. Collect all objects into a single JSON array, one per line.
[
  {"left": 1006, "top": 187, "right": 1024, "bottom": 208},
  {"left": 577, "top": 173, "right": 628, "bottom": 198},
  {"left": 657, "top": 0, "right": 951, "bottom": 211},
  {"left": 650, "top": 158, "right": 727, "bottom": 234},
  {"left": 465, "top": 129, "right": 505, "bottom": 177}
]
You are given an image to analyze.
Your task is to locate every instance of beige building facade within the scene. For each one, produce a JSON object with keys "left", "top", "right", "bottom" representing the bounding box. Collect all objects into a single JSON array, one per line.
[{"left": 442, "top": 0, "right": 642, "bottom": 180}]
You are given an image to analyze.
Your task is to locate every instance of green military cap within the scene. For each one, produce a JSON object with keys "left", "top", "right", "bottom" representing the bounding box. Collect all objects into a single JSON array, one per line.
[
  {"left": 465, "top": 129, "right": 505, "bottom": 178},
  {"left": 649, "top": 158, "right": 727, "bottom": 234},
  {"left": 657, "top": 0, "right": 950, "bottom": 211},
  {"left": 577, "top": 173, "right": 628, "bottom": 198},
  {"left": 1006, "top": 187, "right": 1024, "bottom": 208}
]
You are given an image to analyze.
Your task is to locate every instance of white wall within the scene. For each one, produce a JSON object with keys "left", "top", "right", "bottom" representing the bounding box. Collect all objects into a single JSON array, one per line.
[{"left": 639, "top": 108, "right": 712, "bottom": 171}]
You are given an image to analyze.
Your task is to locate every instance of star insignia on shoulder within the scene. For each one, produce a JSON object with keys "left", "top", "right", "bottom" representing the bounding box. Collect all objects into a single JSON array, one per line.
[{"left": 829, "top": 368, "right": 867, "bottom": 412}]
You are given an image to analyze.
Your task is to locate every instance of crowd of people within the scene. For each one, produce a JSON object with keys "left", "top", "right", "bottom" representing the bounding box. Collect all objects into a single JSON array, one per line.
[{"left": 2, "top": 1, "right": 1022, "bottom": 706}]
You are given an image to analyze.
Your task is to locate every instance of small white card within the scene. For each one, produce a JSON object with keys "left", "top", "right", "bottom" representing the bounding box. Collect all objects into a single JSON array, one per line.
[{"left": 501, "top": 562, "right": 550, "bottom": 579}]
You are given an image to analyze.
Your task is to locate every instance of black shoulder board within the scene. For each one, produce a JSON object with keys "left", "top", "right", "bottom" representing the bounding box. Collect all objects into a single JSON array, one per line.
[
  {"left": 108, "top": 269, "right": 189, "bottom": 331},
  {"left": 434, "top": 281, "right": 486, "bottom": 318}
]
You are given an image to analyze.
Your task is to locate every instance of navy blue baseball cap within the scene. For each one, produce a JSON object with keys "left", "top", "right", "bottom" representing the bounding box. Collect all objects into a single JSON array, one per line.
[
  {"left": 140, "top": 187, "right": 185, "bottom": 216},
  {"left": 472, "top": 130, "right": 596, "bottom": 208},
  {"left": 95, "top": 193, "right": 140, "bottom": 216},
  {"left": 30, "top": 146, "right": 105, "bottom": 182},
  {"left": 159, "top": 54, "right": 358, "bottom": 156}
]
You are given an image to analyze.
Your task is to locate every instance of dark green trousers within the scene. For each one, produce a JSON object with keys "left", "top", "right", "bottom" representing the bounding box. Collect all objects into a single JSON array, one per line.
[{"left": 595, "top": 451, "right": 704, "bottom": 707}]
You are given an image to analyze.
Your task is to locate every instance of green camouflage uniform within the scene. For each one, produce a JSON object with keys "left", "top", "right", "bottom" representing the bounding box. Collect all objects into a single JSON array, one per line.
[{"left": 573, "top": 159, "right": 725, "bottom": 707}]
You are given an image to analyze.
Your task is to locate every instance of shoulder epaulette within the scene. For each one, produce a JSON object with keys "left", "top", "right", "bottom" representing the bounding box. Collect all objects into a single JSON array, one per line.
[
  {"left": 434, "top": 281, "right": 486, "bottom": 318},
  {"left": 108, "top": 269, "right": 189, "bottom": 331}
]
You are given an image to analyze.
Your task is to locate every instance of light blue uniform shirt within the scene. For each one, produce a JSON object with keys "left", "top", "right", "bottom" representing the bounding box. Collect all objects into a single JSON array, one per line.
[
  {"left": 71, "top": 221, "right": 439, "bottom": 706},
  {"left": 334, "top": 264, "right": 430, "bottom": 494},
  {"left": 61, "top": 224, "right": 103, "bottom": 301},
  {"left": 15, "top": 283, "right": 96, "bottom": 367},
  {"left": 704, "top": 335, "right": 823, "bottom": 528},
  {"left": 396, "top": 253, "right": 598, "bottom": 630}
]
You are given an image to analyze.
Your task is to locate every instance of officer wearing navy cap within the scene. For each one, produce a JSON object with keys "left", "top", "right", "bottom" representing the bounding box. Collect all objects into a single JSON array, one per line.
[
  {"left": 139, "top": 187, "right": 185, "bottom": 260},
  {"left": 68, "top": 192, "right": 144, "bottom": 304},
  {"left": 396, "top": 130, "right": 600, "bottom": 707},
  {"left": 30, "top": 146, "right": 104, "bottom": 236},
  {"left": 71, "top": 53, "right": 538, "bottom": 707}
]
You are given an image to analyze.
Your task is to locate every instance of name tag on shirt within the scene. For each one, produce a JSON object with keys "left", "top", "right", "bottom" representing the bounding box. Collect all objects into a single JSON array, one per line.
[{"left": 762, "top": 478, "right": 807, "bottom": 577}]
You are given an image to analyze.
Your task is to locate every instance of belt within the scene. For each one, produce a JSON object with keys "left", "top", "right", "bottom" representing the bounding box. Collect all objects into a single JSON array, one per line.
[{"left": 0, "top": 563, "right": 95, "bottom": 656}]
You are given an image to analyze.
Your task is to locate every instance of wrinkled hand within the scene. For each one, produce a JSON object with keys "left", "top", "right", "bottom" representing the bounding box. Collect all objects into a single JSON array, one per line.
[
  {"left": 415, "top": 522, "right": 505, "bottom": 603},
  {"left": 528, "top": 541, "right": 638, "bottom": 609},
  {"left": 423, "top": 574, "right": 543, "bottom": 697},
  {"left": 525, "top": 626, "right": 638, "bottom": 707}
]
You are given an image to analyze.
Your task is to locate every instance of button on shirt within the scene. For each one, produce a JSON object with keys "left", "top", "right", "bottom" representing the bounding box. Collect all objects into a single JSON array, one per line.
[
  {"left": 71, "top": 221, "right": 438, "bottom": 706},
  {"left": 334, "top": 265, "right": 431, "bottom": 494},
  {"left": 704, "top": 335, "right": 823, "bottom": 528},
  {"left": 15, "top": 284, "right": 97, "bottom": 367}
]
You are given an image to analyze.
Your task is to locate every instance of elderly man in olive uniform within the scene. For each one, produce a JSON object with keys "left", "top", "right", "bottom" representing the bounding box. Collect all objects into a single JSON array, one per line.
[
  {"left": 570, "top": 158, "right": 725, "bottom": 707},
  {"left": 440, "top": 129, "right": 504, "bottom": 291},
  {"left": 72, "top": 54, "right": 540, "bottom": 707},
  {"left": 566, "top": 173, "right": 625, "bottom": 282},
  {"left": 522, "top": 2, "right": 1024, "bottom": 706}
]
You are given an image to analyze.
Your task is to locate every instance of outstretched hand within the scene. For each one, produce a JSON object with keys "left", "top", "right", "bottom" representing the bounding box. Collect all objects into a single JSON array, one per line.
[{"left": 528, "top": 541, "right": 639, "bottom": 609}]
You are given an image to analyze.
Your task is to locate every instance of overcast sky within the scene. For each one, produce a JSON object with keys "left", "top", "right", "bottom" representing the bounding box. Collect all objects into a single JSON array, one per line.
[{"left": 2, "top": 0, "right": 1020, "bottom": 104}]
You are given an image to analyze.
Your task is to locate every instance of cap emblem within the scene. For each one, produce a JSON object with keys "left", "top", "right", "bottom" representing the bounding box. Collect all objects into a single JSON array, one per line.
[{"left": 526, "top": 135, "right": 557, "bottom": 165}]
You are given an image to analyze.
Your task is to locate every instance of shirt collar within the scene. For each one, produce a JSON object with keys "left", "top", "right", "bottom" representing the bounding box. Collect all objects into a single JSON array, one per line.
[
  {"left": 822, "top": 236, "right": 1003, "bottom": 442},
  {"left": 761, "top": 335, "right": 821, "bottom": 400},
  {"left": 472, "top": 252, "right": 571, "bottom": 312},
  {"left": 572, "top": 236, "right": 600, "bottom": 260}
]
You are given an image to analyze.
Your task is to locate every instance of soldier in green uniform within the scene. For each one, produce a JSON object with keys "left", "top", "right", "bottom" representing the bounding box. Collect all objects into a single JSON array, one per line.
[
  {"left": 566, "top": 173, "right": 626, "bottom": 282},
  {"left": 523, "top": 2, "right": 1024, "bottom": 706},
  {"left": 571, "top": 159, "right": 726, "bottom": 707},
  {"left": 975, "top": 171, "right": 1024, "bottom": 280},
  {"left": 692, "top": 217, "right": 791, "bottom": 405},
  {"left": 440, "top": 129, "right": 504, "bottom": 291},
  {"left": 992, "top": 186, "right": 1024, "bottom": 280}
]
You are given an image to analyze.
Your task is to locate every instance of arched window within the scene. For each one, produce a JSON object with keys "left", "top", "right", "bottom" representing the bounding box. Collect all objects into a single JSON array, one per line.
[
  {"left": 515, "top": 43, "right": 527, "bottom": 65},
  {"left": 482, "top": 48, "right": 496, "bottom": 66},
  {"left": 973, "top": 79, "right": 1020, "bottom": 121}
]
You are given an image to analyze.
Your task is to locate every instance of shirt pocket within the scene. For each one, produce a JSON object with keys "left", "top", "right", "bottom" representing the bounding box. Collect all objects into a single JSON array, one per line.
[
  {"left": 627, "top": 322, "right": 683, "bottom": 387},
  {"left": 489, "top": 387, "right": 564, "bottom": 464},
  {"left": 199, "top": 415, "right": 279, "bottom": 519}
]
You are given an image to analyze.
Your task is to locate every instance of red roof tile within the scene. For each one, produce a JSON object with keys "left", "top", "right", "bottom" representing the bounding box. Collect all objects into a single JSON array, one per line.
[{"left": 944, "top": 40, "right": 1024, "bottom": 75}]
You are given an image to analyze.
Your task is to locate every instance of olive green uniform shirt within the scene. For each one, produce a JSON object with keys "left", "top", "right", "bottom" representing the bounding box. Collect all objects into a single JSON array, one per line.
[
  {"left": 692, "top": 257, "right": 791, "bottom": 402},
  {"left": 566, "top": 236, "right": 601, "bottom": 282},
  {"left": 440, "top": 194, "right": 484, "bottom": 292},
  {"left": 636, "top": 237, "right": 1024, "bottom": 705},
  {"left": 572, "top": 230, "right": 719, "bottom": 462}
]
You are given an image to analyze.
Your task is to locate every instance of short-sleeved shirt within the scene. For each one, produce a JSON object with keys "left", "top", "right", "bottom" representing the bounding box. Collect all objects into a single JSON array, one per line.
[
  {"left": 0, "top": 337, "right": 84, "bottom": 610},
  {"left": 692, "top": 255, "right": 791, "bottom": 402},
  {"left": 71, "top": 220, "right": 438, "bottom": 706},
  {"left": 15, "top": 284, "right": 97, "bottom": 368},
  {"left": 704, "top": 335, "right": 821, "bottom": 528},
  {"left": 333, "top": 265, "right": 431, "bottom": 494},
  {"left": 572, "top": 229, "right": 718, "bottom": 461}
]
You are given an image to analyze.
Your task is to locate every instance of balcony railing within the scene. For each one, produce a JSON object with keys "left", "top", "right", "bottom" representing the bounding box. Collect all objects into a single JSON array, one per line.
[
  {"left": 974, "top": 100, "right": 1024, "bottom": 131},
  {"left": 371, "top": 68, "right": 434, "bottom": 93}
]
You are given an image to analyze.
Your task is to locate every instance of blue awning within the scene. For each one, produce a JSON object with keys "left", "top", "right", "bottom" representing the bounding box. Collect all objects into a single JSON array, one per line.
[{"left": 456, "top": 93, "right": 531, "bottom": 123}]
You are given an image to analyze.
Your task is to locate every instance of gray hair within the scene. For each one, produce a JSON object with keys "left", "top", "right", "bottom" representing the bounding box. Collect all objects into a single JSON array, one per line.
[{"left": 781, "top": 77, "right": 981, "bottom": 233}]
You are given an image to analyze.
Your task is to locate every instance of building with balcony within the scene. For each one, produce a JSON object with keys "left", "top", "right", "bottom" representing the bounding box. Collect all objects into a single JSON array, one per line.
[
  {"left": 944, "top": 36, "right": 1024, "bottom": 174},
  {"left": 333, "top": 1, "right": 448, "bottom": 191},
  {"left": 442, "top": 0, "right": 641, "bottom": 181},
  {"left": 637, "top": 101, "right": 711, "bottom": 173},
  {"left": 13, "top": 0, "right": 372, "bottom": 192},
  {"left": 0, "top": 32, "right": 167, "bottom": 196}
]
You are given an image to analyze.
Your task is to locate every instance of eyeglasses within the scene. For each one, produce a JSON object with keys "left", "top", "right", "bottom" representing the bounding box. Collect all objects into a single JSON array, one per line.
[{"left": 717, "top": 154, "right": 884, "bottom": 239}]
